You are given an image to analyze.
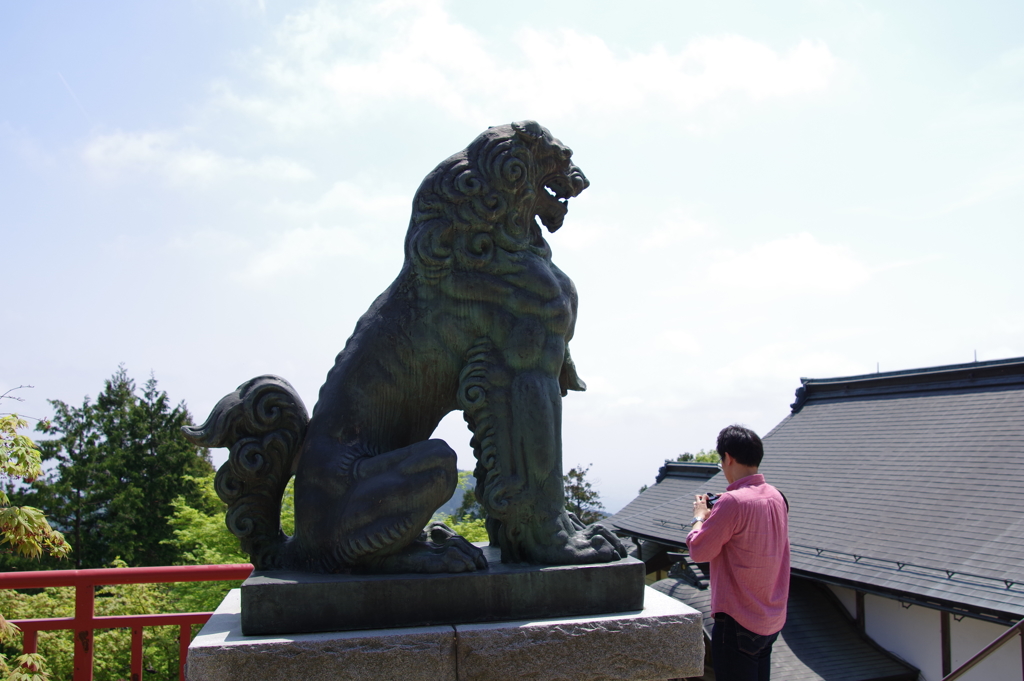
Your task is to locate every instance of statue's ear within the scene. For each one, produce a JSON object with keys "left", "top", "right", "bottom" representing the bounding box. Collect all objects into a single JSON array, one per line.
[{"left": 512, "top": 120, "right": 544, "bottom": 144}]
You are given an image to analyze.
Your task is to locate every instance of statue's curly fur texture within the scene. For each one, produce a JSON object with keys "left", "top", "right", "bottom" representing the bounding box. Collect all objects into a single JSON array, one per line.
[{"left": 186, "top": 121, "right": 625, "bottom": 573}]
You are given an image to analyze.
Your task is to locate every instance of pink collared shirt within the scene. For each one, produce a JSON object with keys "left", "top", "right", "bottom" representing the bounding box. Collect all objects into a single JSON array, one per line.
[{"left": 686, "top": 473, "right": 790, "bottom": 635}]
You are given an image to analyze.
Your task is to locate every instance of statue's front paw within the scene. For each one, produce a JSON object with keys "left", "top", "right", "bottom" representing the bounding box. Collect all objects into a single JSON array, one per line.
[
  {"left": 528, "top": 514, "right": 628, "bottom": 564},
  {"left": 441, "top": 536, "right": 488, "bottom": 571},
  {"left": 580, "top": 521, "right": 628, "bottom": 560},
  {"left": 376, "top": 528, "right": 488, "bottom": 573}
]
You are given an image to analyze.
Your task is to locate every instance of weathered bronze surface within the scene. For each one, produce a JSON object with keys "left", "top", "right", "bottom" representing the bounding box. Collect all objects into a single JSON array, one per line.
[{"left": 185, "top": 121, "right": 626, "bottom": 573}]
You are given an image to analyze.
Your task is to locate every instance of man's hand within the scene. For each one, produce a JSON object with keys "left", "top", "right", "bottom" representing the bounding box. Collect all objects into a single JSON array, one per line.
[{"left": 693, "top": 494, "right": 711, "bottom": 522}]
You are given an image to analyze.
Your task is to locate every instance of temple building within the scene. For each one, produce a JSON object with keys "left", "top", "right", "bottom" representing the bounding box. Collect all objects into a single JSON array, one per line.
[{"left": 609, "top": 356, "right": 1024, "bottom": 680}]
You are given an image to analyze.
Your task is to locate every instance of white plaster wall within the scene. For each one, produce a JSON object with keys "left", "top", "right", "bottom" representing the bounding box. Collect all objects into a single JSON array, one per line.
[
  {"left": 864, "top": 594, "right": 939, "bottom": 680},
  {"left": 827, "top": 584, "right": 857, "bottom": 619},
  {"left": 823, "top": 588, "right": 1020, "bottom": 681},
  {"left": 950, "top": 616, "right": 1020, "bottom": 681}
]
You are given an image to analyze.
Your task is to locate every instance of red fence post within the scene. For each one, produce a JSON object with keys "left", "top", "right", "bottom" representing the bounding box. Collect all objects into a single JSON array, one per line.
[
  {"left": 179, "top": 624, "right": 190, "bottom": 681},
  {"left": 22, "top": 629, "right": 38, "bottom": 654},
  {"left": 131, "top": 627, "right": 144, "bottom": 681},
  {"left": 73, "top": 581, "right": 95, "bottom": 681}
]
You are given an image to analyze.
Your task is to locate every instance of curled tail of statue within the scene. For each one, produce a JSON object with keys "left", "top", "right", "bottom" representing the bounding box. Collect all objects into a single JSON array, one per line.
[{"left": 182, "top": 375, "right": 308, "bottom": 570}]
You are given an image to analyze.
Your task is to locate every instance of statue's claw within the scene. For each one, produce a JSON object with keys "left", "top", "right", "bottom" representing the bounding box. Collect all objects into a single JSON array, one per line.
[
  {"left": 525, "top": 512, "right": 628, "bottom": 565},
  {"left": 582, "top": 522, "right": 629, "bottom": 560},
  {"left": 374, "top": 522, "right": 488, "bottom": 573}
]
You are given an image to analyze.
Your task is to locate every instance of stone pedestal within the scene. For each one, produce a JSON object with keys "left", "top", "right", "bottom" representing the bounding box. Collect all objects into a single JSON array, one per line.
[
  {"left": 242, "top": 546, "right": 645, "bottom": 635},
  {"left": 186, "top": 587, "right": 704, "bottom": 681}
]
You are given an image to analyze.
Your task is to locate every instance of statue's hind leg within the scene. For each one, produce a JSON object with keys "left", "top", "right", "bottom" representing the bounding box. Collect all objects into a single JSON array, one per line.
[{"left": 295, "top": 437, "right": 485, "bottom": 573}]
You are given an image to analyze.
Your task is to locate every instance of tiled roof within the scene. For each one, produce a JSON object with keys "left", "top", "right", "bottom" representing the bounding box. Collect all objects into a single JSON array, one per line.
[
  {"left": 613, "top": 356, "right": 1024, "bottom": 620},
  {"left": 766, "top": 357, "right": 1024, "bottom": 620},
  {"left": 652, "top": 575, "right": 919, "bottom": 681}
]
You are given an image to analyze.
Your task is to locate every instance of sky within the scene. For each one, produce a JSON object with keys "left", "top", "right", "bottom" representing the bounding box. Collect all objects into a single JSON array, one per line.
[{"left": 3, "top": 0, "right": 1023, "bottom": 513}]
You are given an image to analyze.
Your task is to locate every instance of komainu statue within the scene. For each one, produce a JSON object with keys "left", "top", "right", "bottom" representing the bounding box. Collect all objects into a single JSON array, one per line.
[{"left": 185, "top": 121, "right": 627, "bottom": 573}]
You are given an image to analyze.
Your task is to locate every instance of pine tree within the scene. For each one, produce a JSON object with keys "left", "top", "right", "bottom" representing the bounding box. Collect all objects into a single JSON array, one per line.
[
  {"left": 563, "top": 464, "right": 606, "bottom": 525},
  {"left": 8, "top": 367, "right": 213, "bottom": 569}
]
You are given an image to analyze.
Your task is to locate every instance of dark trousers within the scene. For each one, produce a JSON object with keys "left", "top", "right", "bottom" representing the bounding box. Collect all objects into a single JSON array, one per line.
[{"left": 711, "top": 612, "right": 779, "bottom": 681}]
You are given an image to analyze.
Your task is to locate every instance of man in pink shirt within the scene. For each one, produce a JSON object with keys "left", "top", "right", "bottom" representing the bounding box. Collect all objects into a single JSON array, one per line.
[{"left": 687, "top": 425, "right": 790, "bottom": 681}]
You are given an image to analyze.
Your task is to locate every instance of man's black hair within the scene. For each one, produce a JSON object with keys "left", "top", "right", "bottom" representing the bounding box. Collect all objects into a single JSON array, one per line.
[{"left": 717, "top": 425, "right": 763, "bottom": 467}]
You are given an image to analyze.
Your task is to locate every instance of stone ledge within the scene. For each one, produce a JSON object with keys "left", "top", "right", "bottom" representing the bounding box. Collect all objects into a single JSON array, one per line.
[{"left": 186, "top": 588, "right": 704, "bottom": 681}]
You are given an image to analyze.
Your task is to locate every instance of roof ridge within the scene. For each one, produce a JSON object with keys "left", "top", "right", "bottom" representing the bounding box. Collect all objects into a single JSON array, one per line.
[{"left": 789, "top": 356, "right": 1024, "bottom": 412}]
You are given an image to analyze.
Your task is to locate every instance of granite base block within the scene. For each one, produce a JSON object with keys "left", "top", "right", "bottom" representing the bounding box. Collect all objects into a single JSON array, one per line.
[
  {"left": 455, "top": 588, "right": 705, "bottom": 681},
  {"left": 186, "top": 588, "right": 704, "bottom": 681},
  {"left": 241, "top": 545, "right": 646, "bottom": 635},
  {"left": 186, "top": 590, "right": 455, "bottom": 681}
]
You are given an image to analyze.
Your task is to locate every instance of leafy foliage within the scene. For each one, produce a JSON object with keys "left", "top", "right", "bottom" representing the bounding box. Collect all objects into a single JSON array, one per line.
[
  {"left": 674, "top": 449, "right": 720, "bottom": 464},
  {"left": 436, "top": 514, "right": 488, "bottom": 543},
  {"left": 8, "top": 367, "right": 213, "bottom": 569},
  {"left": 160, "top": 471, "right": 289, "bottom": 613},
  {"left": 452, "top": 470, "right": 484, "bottom": 520},
  {"left": 563, "top": 464, "right": 606, "bottom": 525},
  {"left": 0, "top": 415, "right": 69, "bottom": 562},
  {"left": 0, "top": 468, "right": 262, "bottom": 681},
  {"left": 0, "top": 387, "right": 73, "bottom": 681}
]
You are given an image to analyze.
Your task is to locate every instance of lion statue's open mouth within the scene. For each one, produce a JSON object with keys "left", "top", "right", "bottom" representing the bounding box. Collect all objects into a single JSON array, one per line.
[{"left": 537, "top": 166, "right": 589, "bottom": 233}]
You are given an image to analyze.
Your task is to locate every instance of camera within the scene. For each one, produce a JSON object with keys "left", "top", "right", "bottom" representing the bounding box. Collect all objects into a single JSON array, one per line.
[{"left": 705, "top": 493, "right": 720, "bottom": 508}]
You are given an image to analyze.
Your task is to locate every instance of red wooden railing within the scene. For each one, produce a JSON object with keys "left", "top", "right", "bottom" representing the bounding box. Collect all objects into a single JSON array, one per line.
[{"left": 0, "top": 563, "right": 253, "bottom": 681}]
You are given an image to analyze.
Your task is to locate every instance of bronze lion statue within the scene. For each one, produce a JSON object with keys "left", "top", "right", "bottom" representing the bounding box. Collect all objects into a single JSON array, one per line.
[{"left": 185, "top": 121, "right": 626, "bottom": 573}]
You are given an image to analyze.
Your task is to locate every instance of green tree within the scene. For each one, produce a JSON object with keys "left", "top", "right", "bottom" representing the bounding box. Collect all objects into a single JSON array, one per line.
[
  {"left": 452, "top": 470, "right": 484, "bottom": 520},
  {"left": 161, "top": 471, "right": 293, "bottom": 613},
  {"left": 0, "top": 387, "right": 72, "bottom": 681},
  {"left": 674, "top": 449, "right": 720, "bottom": 464},
  {"left": 436, "top": 514, "right": 488, "bottom": 543},
  {"left": 9, "top": 367, "right": 213, "bottom": 569},
  {"left": 563, "top": 464, "right": 606, "bottom": 525}
]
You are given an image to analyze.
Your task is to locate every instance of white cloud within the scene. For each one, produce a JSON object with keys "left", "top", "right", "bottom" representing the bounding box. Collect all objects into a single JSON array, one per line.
[
  {"left": 237, "top": 224, "right": 374, "bottom": 281},
  {"left": 639, "top": 212, "right": 712, "bottom": 251},
  {"left": 702, "top": 232, "right": 870, "bottom": 298},
  {"left": 718, "top": 342, "right": 865, "bottom": 383},
  {"left": 265, "top": 180, "right": 408, "bottom": 224},
  {"left": 219, "top": 0, "right": 837, "bottom": 128},
  {"left": 82, "top": 131, "right": 314, "bottom": 184},
  {"left": 652, "top": 329, "right": 703, "bottom": 356},
  {"left": 172, "top": 219, "right": 386, "bottom": 285},
  {"left": 509, "top": 32, "right": 835, "bottom": 118},
  {"left": 942, "top": 169, "right": 1024, "bottom": 213},
  {"left": 165, "top": 175, "right": 411, "bottom": 285}
]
